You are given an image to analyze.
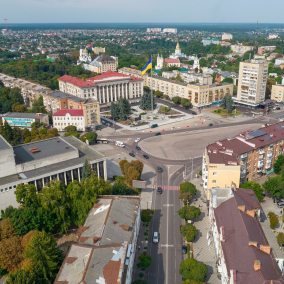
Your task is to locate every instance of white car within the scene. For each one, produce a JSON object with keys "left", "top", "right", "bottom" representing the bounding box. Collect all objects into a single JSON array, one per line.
[
  {"left": 135, "top": 138, "right": 140, "bottom": 142},
  {"left": 153, "top": 232, "right": 159, "bottom": 243}
]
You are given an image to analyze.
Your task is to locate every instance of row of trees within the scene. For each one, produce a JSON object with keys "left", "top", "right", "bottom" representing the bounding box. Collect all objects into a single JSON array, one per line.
[
  {"left": 110, "top": 97, "right": 131, "bottom": 121},
  {"left": 0, "top": 85, "right": 25, "bottom": 114}
]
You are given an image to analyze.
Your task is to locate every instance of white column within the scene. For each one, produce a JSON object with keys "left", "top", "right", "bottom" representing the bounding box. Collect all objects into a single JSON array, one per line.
[
  {"left": 126, "top": 83, "right": 129, "bottom": 99},
  {"left": 122, "top": 83, "right": 124, "bottom": 98},
  {"left": 102, "top": 86, "right": 106, "bottom": 103}
]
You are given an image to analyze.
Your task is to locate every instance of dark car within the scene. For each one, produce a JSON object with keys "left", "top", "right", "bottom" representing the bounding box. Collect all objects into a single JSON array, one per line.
[
  {"left": 182, "top": 245, "right": 187, "bottom": 254},
  {"left": 129, "top": 152, "right": 135, "bottom": 157},
  {"left": 155, "top": 132, "right": 161, "bottom": 136},
  {"left": 276, "top": 107, "right": 281, "bottom": 110},
  {"left": 143, "top": 154, "right": 149, "bottom": 159},
  {"left": 157, "top": 187, "right": 162, "bottom": 194},
  {"left": 136, "top": 146, "right": 141, "bottom": 150},
  {"left": 191, "top": 111, "right": 197, "bottom": 115},
  {"left": 158, "top": 166, "right": 163, "bottom": 172},
  {"left": 151, "top": 124, "right": 158, "bottom": 128},
  {"left": 209, "top": 123, "right": 213, "bottom": 126}
]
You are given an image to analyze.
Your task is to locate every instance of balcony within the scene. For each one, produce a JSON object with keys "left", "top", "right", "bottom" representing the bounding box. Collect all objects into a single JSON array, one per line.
[
  {"left": 267, "top": 152, "right": 273, "bottom": 158},
  {"left": 258, "top": 155, "right": 264, "bottom": 160},
  {"left": 258, "top": 161, "right": 264, "bottom": 167},
  {"left": 241, "top": 153, "right": 247, "bottom": 160},
  {"left": 257, "top": 168, "right": 263, "bottom": 173},
  {"left": 265, "top": 163, "right": 272, "bottom": 169},
  {"left": 259, "top": 149, "right": 266, "bottom": 154}
]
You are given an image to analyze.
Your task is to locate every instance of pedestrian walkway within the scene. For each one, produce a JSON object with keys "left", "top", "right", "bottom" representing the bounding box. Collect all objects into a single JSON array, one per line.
[
  {"left": 155, "top": 185, "right": 180, "bottom": 191},
  {"left": 190, "top": 178, "right": 221, "bottom": 284}
]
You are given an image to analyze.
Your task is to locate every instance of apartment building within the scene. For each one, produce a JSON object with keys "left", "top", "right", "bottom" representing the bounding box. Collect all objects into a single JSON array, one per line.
[
  {"left": 0, "top": 73, "right": 50, "bottom": 106},
  {"left": 92, "top": 46, "right": 105, "bottom": 54},
  {"left": 202, "top": 122, "right": 284, "bottom": 199},
  {"left": 146, "top": 28, "right": 161, "bottom": 33},
  {"left": 202, "top": 38, "right": 219, "bottom": 46},
  {"left": 58, "top": 71, "right": 143, "bottom": 105},
  {"left": 88, "top": 54, "right": 118, "bottom": 73},
  {"left": 146, "top": 76, "right": 233, "bottom": 108},
  {"left": 235, "top": 59, "right": 268, "bottom": 107},
  {"left": 163, "top": 28, "right": 177, "bottom": 34},
  {"left": 258, "top": 46, "right": 276, "bottom": 54},
  {"left": 231, "top": 44, "right": 253, "bottom": 55},
  {"left": 271, "top": 84, "right": 284, "bottom": 102}
]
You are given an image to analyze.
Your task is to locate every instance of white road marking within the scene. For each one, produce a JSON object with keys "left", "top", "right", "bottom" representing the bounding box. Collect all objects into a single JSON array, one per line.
[
  {"left": 163, "top": 204, "right": 173, "bottom": 207},
  {"left": 161, "top": 244, "right": 174, "bottom": 247}
]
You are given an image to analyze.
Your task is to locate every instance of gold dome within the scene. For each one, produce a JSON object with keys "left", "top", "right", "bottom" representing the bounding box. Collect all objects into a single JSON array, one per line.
[
  {"left": 84, "top": 47, "right": 87, "bottom": 53},
  {"left": 176, "top": 42, "right": 181, "bottom": 50}
]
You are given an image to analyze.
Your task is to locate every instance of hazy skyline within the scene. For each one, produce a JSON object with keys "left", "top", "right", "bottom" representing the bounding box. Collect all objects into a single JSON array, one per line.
[{"left": 1, "top": 0, "right": 284, "bottom": 24}]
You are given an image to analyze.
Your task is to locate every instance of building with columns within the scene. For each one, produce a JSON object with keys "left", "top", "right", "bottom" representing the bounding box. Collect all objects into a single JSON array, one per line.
[
  {"left": 0, "top": 135, "right": 107, "bottom": 217},
  {"left": 58, "top": 71, "right": 143, "bottom": 105}
]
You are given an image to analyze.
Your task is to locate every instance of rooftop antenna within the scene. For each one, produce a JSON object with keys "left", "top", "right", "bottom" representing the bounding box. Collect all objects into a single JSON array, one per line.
[{"left": 4, "top": 18, "right": 8, "bottom": 30}]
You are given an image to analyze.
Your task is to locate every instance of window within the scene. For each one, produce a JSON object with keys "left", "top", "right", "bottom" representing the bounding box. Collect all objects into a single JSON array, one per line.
[
  {"left": 212, "top": 180, "right": 216, "bottom": 184},
  {"left": 213, "top": 172, "right": 217, "bottom": 176}
]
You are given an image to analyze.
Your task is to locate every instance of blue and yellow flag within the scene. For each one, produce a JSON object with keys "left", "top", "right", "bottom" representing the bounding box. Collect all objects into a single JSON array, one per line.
[{"left": 141, "top": 58, "right": 152, "bottom": 75}]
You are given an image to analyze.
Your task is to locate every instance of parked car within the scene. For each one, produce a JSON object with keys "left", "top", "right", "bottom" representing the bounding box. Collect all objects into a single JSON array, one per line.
[
  {"left": 129, "top": 152, "right": 135, "bottom": 157},
  {"left": 143, "top": 154, "right": 149, "bottom": 159},
  {"left": 157, "top": 166, "right": 163, "bottom": 172},
  {"left": 153, "top": 232, "right": 159, "bottom": 243},
  {"left": 136, "top": 146, "right": 141, "bottom": 150},
  {"left": 157, "top": 187, "right": 162, "bottom": 194},
  {"left": 182, "top": 245, "right": 187, "bottom": 254},
  {"left": 151, "top": 124, "right": 158, "bottom": 128},
  {"left": 135, "top": 138, "right": 140, "bottom": 142},
  {"left": 155, "top": 132, "right": 161, "bottom": 136},
  {"left": 277, "top": 202, "right": 284, "bottom": 208},
  {"left": 191, "top": 111, "right": 197, "bottom": 115},
  {"left": 209, "top": 123, "right": 213, "bottom": 126}
]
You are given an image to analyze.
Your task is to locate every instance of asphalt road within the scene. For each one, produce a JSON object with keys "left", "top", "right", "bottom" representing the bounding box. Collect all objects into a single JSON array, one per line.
[{"left": 104, "top": 109, "right": 284, "bottom": 284}]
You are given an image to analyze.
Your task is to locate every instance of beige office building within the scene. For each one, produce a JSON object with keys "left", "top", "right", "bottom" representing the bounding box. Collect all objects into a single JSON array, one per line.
[
  {"left": 235, "top": 59, "right": 268, "bottom": 107},
  {"left": 146, "top": 76, "right": 233, "bottom": 108},
  {"left": 231, "top": 44, "right": 253, "bottom": 55},
  {"left": 92, "top": 47, "right": 105, "bottom": 54},
  {"left": 271, "top": 84, "right": 284, "bottom": 102}
]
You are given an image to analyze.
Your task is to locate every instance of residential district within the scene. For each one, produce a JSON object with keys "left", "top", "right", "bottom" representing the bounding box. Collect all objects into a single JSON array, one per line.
[{"left": 2, "top": 23, "right": 284, "bottom": 284}]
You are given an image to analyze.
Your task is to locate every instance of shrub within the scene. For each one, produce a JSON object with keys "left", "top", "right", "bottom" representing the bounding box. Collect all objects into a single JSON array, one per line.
[
  {"left": 268, "top": 212, "right": 279, "bottom": 229},
  {"left": 180, "top": 182, "right": 197, "bottom": 196},
  {"left": 178, "top": 206, "right": 201, "bottom": 220},
  {"left": 138, "top": 252, "right": 152, "bottom": 269},
  {"left": 179, "top": 258, "right": 208, "bottom": 282},
  {"left": 141, "top": 209, "right": 152, "bottom": 222},
  {"left": 277, "top": 232, "right": 284, "bottom": 245}
]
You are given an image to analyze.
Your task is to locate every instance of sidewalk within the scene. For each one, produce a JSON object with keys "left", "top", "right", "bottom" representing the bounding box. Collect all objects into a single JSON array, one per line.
[{"left": 190, "top": 178, "right": 221, "bottom": 284}]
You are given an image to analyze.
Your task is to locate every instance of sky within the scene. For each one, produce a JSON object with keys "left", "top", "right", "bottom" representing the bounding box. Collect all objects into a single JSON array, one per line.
[{"left": 1, "top": 0, "right": 284, "bottom": 24}]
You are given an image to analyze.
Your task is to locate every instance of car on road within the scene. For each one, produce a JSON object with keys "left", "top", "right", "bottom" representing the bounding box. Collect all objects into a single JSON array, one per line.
[
  {"left": 277, "top": 199, "right": 283, "bottom": 205},
  {"left": 135, "top": 138, "right": 140, "bottom": 142},
  {"left": 136, "top": 146, "right": 141, "bottom": 150},
  {"left": 157, "top": 166, "right": 163, "bottom": 172},
  {"left": 143, "top": 154, "right": 149, "bottom": 159},
  {"left": 155, "top": 132, "right": 161, "bottom": 136},
  {"left": 129, "top": 152, "right": 135, "bottom": 157},
  {"left": 157, "top": 187, "right": 162, "bottom": 194},
  {"left": 151, "top": 124, "right": 158, "bottom": 128},
  {"left": 277, "top": 202, "right": 284, "bottom": 208},
  {"left": 153, "top": 232, "right": 159, "bottom": 243},
  {"left": 206, "top": 117, "right": 210, "bottom": 120},
  {"left": 209, "top": 123, "right": 213, "bottom": 126},
  {"left": 191, "top": 111, "right": 197, "bottom": 115},
  {"left": 182, "top": 245, "right": 187, "bottom": 254}
]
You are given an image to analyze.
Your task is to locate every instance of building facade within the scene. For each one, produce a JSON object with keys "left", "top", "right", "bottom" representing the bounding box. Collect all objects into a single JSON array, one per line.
[
  {"left": 58, "top": 71, "right": 143, "bottom": 105},
  {"left": 146, "top": 76, "right": 233, "bottom": 108},
  {"left": 87, "top": 54, "right": 118, "bottom": 73},
  {"left": 271, "top": 84, "right": 284, "bottom": 102},
  {"left": 258, "top": 46, "right": 276, "bottom": 54},
  {"left": 77, "top": 46, "right": 92, "bottom": 65},
  {"left": 163, "top": 28, "right": 177, "bottom": 33},
  {"left": 221, "top": 33, "right": 233, "bottom": 41},
  {"left": 231, "top": 44, "right": 253, "bottom": 55},
  {"left": 92, "top": 46, "right": 105, "bottom": 54},
  {"left": 169, "top": 42, "right": 188, "bottom": 59},
  {"left": 0, "top": 135, "right": 107, "bottom": 217},
  {"left": 146, "top": 28, "right": 161, "bottom": 33},
  {"left": 0, "top": 73, "right": 50, "bottom": 106},
  {"left": 235, "top": 59, "right": 268, "bottom": 107},
  {"left": 203, "top": 122, "right": 284, "bottom": 198},
  {"left": 0, "top": 112, "right": 49, "bottom": 129},
  {"left": 202, "top": 38, "right": 219, "bottom": 46},
  {"left": 118, "top": 67, "right": 147, "bottom": 86}
]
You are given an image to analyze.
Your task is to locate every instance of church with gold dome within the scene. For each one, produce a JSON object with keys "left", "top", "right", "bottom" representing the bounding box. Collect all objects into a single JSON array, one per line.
[
  {"left": 77, "top": 45, "right": 92, "bottom": 65},
  {"left": 169, "top": 42, "right": 188, "bottom": 59}
]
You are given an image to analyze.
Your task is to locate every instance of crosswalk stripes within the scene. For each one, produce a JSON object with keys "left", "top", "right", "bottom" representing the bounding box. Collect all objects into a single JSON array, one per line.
[{"left": 155, "top": 185, "right": 180, "bottom": 191}]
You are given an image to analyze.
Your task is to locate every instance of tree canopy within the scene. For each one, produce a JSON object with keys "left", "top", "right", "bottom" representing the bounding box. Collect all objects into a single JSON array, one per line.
[
  {"left": 179, "top": 258, "right": 208, "bottom": 282},
  {"left": 240, "top": 181, "right": 264, "bottom": 201}
]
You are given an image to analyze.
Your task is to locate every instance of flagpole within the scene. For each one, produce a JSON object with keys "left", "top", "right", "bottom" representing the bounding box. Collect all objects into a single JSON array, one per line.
[{"left": 151, "top": 55, "right": 153, "bottom": 120}]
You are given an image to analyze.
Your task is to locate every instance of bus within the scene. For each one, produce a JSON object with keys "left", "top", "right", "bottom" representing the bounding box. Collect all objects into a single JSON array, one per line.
[{"left": 96, "top": 138, "right": 108, "bottom": 144}]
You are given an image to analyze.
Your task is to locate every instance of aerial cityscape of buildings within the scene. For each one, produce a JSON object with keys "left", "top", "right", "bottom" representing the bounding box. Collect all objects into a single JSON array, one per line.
[{"left": 1, "top": 20, "right": 284, "bottom": 284}]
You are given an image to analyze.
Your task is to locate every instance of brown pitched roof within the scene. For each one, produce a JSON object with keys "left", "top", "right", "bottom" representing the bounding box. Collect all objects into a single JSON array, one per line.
[{"left": 214, "top": 195, "right": 283, "bottom": 284}]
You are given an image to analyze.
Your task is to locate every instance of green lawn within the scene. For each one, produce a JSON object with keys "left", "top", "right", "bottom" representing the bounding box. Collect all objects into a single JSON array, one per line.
[{"left": 211, "top": 108, "right": 242, "bottom": 117}]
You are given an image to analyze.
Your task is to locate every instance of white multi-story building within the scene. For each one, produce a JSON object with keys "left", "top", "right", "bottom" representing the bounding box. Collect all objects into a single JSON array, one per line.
[
  {"left": 146, "top": 28, "right": 161, "bottom": 33},
  {"left": 231, "top": 44, "right": 254, "bottom": 55},
  {"left": 58, "top": 71, "right": 143, "bottom": 105},
  {"left": 275, "top": 58, "right": 284, "bottom": 66},
  {"left": 221, "top": 33, "right": 233, "bottom": 41},
  {"left": 162, "top": 28, "right": 177, "bottom": 34},
  {"left": 53, "top": 109, "right": 85, "bottom": 131},
  {"left": 268, "top": 33, "right": 279, "bottom": 39},
  {"left": 235, "top": 59, "right": 268, "bottom": 107}
]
